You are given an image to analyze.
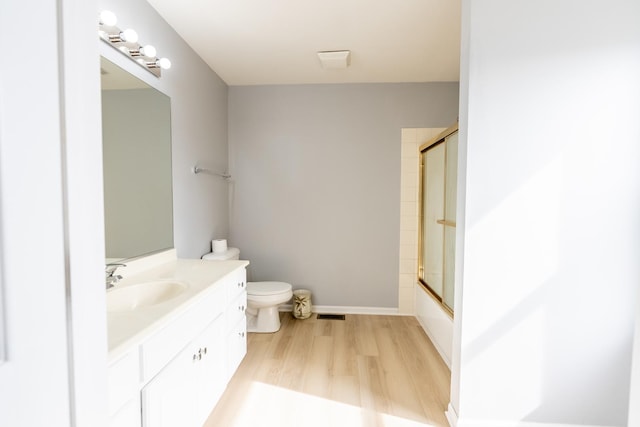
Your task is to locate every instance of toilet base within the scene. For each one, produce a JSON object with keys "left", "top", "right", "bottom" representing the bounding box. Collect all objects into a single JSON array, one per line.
[{"left": 246, "top": 305, "right": 282, "bottom": 333}]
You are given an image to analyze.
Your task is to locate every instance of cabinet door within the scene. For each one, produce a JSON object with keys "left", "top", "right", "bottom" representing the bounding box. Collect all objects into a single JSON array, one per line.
[
  {"left": 226, "top": 316, "right": 247, "bottom": 382},
  {"left": 142, "top": 316, "right": 226, "bottom": 427},
  {"left": 195, "top": 318, "right": 226, "bottom": 426},
  {"left": 142, "top": 341, "right": 198, "bottom": 427}
]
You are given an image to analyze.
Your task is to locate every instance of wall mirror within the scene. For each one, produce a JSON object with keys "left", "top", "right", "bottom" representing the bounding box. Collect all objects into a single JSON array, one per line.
[{"left": 100, "top": 57, "right": 173, "bottom": 262}]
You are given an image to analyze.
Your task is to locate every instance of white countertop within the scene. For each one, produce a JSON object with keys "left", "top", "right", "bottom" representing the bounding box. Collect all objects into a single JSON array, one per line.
[{"left": 107, "top": 251, "right": 249, "bottom": 362}]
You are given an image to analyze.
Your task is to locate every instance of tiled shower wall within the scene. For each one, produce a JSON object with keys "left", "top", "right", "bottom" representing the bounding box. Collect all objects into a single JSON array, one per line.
[{"left": 398, "top": 128, "right": 445, "bottom": 314}]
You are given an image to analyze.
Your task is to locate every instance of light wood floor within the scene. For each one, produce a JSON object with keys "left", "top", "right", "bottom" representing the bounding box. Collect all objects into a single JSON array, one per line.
[{"left": 204, "top": 313, "right": 451, "bottom": 427}]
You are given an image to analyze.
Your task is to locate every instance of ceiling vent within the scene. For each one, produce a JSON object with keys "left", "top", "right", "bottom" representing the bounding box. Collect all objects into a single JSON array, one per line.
[{"left": 317, "top": 50, "right": 351, "bottom": 69}]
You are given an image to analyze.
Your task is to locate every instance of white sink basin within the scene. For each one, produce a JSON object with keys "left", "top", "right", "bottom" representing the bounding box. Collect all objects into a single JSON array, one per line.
[{"left": 107, "top": 280, "right": 188, "bottom": 312}]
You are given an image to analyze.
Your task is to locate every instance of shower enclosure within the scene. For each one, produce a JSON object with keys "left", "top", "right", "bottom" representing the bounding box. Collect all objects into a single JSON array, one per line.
[{"left": 418, "top": 125, "right": 458, "bottom": 314}]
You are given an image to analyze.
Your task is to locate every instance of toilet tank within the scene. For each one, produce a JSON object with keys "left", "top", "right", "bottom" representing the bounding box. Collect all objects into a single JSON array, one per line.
[{"left": 201, "top": 247, "right": 240, "bottom": 261}]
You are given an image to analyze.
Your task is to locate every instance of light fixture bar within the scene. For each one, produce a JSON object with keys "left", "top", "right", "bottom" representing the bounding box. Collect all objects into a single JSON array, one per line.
[{"left": 98, "top": 11, "right": 171, "bottom": 78}]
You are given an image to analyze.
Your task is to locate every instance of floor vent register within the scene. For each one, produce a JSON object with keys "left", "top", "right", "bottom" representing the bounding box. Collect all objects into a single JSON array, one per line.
[{"left": 316, "top": 314, "right": 346, "bottom": 320}]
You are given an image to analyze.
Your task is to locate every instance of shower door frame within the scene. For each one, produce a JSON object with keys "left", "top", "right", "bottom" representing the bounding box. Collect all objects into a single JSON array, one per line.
[{"left": 418, "top": 123, "right": 458, "bottom": 317}]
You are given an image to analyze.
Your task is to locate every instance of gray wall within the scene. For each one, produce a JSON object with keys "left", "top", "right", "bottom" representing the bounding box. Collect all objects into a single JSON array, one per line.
[
  {"left": 228, "top": 83, "right": 458, "bottom": 307},
  {"left": 99, "top": 0, "right": 229, "bottom": 259},
  {"left": 451, "top": 0, "right": 640, "bottom": 425}
]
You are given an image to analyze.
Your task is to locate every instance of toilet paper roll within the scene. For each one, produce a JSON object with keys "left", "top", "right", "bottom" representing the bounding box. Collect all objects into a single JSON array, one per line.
[{"left": 212, "top": 239, "right": 228, "bottom": 254}]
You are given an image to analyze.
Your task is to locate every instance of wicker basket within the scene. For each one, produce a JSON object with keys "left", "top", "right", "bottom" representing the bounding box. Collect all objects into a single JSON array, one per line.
[{"left": 292, "top": 289, "right": 312, "bottom": 319}]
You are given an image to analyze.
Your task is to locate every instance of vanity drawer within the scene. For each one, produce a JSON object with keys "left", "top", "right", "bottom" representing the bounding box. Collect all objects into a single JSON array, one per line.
[
  {"left": 140, "top": 284, "right": 226, "bottom": 382},
  {"left": 226, "top": 290, "right": 246, "bottom": 331},
  {"left": 227, "top": 268, "right": 247, "bottom": 301}
]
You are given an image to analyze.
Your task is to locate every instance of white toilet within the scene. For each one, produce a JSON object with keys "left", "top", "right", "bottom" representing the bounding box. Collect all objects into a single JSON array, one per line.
[{"left": 202, "top": 248, "right": 292, "bottom": 333}]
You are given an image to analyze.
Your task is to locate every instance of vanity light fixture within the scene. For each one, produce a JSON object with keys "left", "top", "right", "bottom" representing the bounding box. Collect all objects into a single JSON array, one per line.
[
  {"left": 149, "top": 58, "right": 172, "bottom": 70},
  {"left": 98, "top": 10, "right": 171, "bottom": 77},
  {"left": 99, "top": 10, "right": 117, "bottom": 27},
  {"left": 136, "top": 45, "right": 157, "bottom": 58},
  {"left": 109, "top": 28, "right": 139, "bottom": 44}
]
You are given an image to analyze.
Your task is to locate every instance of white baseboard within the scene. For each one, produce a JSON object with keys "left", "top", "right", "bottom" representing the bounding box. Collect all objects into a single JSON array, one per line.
[
  {"left": 415, "top": 311, "right": 452, "bottom": 369},
  {"left": 445, "top": 402, "right": 458, "bottom": 427},
  {"left": 279, "top": 304, "right": 400, "bottom": 316},
  {"left": 455, "top": 419, "right": 617, "bottom": 427}
]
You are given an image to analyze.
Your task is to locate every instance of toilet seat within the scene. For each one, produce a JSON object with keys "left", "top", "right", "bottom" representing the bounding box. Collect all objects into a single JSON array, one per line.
[
  {"left": 245, "top": 282, "right": 293, "bottom": 333},
  {"left": 247, "top": 281, "right": 291, "bottom": 296}
]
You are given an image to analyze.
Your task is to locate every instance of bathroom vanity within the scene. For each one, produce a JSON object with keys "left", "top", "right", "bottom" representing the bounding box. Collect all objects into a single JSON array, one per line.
[
  {"left": 106, "top": 250, "right": 248, "bottom": 427},
  {"left": 99, "top": 53, "right": 244, "bottom": 427}
]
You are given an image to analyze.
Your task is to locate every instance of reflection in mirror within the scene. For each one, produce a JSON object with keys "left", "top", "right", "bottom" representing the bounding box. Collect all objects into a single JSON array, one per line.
[{"left": 100, "top": 57, "right": 173, "bottom": 261}]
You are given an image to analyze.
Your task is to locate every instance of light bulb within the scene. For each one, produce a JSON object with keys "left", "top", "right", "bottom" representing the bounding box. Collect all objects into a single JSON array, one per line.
[
  {"left": 140, "top": 45, "right": 157, "bottom": 58},
  {"left": 99, "top": 10, "right": 117, "bottom": 27},
  {"left": 120, "top": 28, "right": 138, "bottom": 43},
  {"left": 157, "top": 58, "right": 171, "bottom": 70}
]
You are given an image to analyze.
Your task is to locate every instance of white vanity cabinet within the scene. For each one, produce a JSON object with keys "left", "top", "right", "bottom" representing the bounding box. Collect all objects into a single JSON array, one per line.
[
  {"left": 108, "top": 351, "right": 141, "bottom": 427},
  {"left": 107, "top": 262, "right": 248, "bottom": 427},
  {"left": 225, "top": 268, "right": 247, "bottom": 381},
  {"left": 141, "top": 316, "right": 225, "bottom": 427}
]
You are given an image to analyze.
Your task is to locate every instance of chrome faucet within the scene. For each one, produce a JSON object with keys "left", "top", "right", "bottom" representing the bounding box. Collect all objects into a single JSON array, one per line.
[{"left": 105, "top": 263, "right": 126, "bottom": 290}]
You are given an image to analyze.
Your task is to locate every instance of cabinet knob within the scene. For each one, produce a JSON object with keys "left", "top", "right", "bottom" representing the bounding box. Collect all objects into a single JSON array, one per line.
[
  {"left": 203, "top": 347, "right": 207, "bottom": 355},
  {"left": 238, "top": 331, "right": 245, "bottom": 338},
  {"left": 238, "top": 305, "right": 245, "bottom": 312}
]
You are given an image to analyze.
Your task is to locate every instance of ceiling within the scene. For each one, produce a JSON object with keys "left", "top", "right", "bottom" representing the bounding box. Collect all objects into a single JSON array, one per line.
[{"left": 146, "top": 0, "right": 461, "bottom": 86}]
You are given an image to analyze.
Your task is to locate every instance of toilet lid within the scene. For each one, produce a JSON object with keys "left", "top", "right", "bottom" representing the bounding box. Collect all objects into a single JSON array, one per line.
[
  {"left": 247, "top": 281, "right": 292, "bottom": 296},
  {"left": 201, "top": 247, "right": 240, "bottom": 260}
]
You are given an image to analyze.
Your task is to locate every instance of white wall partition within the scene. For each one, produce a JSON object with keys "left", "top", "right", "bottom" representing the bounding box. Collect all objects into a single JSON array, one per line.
[
  {"left": 629, "top": 292, "right": 640, "bottom": 426},
  {"left": 0, "top": 3, "right": 73, "bottom": 423},
  {"left": 0, "top": 0, "right": 108, "bottom": 426},
  {"left": 452, "top": 0, "right": 640, "bottom": 425}
]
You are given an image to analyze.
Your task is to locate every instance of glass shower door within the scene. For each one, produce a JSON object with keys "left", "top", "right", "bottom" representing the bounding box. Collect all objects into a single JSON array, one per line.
[
  {"left": 442, "top": 132, "right": 457, "bottom": 311},
  {"left": 419, "top": 128, "right": 458, "bottom": 314},
  {"left": 422, "top": 143, "right": 445, "bottom": 299}
]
